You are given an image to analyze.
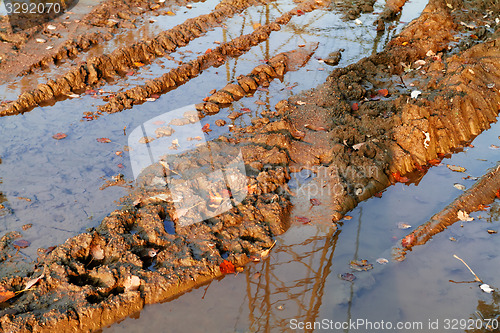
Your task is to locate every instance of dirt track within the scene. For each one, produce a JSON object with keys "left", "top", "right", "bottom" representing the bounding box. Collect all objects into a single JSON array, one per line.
[{"left": 0, "top": 0, "right": 499, "bottom": 331}]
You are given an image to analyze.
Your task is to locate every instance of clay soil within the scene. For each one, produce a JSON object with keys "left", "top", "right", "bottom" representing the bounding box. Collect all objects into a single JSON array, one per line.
[{"left": 0, "top": 0, "right": 499, "bottom": 331}]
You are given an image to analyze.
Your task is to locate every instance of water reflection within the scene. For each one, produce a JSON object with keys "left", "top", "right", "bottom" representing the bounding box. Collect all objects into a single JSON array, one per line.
[{"left": 243, "top": 226, "right": 340, "bottom": 332}]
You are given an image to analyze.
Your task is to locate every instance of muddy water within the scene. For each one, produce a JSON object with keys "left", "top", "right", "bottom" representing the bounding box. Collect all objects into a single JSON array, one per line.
[
  {"left": 3, "top": 0, "right": 499, "bottom": 330},
  {"left": 105, "top": 120, "right": 500, "bottom": 333}
]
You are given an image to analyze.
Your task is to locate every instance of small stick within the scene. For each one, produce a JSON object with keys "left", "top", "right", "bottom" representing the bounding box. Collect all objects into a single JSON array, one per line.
[{"left": 453, "top": 254, "right": 483, "bottom": 283}]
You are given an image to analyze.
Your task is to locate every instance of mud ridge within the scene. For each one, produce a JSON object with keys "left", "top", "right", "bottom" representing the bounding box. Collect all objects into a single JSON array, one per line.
[
  {"left": 98, "top": 0, "right": 328, "bottom": 114},
  {"left": 394, "top": 164, "right": 500, "bottom": 260},
  {"left": 0, "top": 0, "right": 272, "bottom": 117}
]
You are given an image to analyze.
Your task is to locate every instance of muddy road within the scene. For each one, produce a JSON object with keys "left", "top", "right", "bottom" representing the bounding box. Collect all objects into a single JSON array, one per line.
[{"left": 0, "top": 0, "right": 499, "bottom": 331}]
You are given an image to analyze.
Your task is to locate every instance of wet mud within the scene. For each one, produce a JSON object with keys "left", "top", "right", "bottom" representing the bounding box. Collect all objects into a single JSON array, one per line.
[{"left": 0, "top": 0, "right": 499, "bottom": 331}]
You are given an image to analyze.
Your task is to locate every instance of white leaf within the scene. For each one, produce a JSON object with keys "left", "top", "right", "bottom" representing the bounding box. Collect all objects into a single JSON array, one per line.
[
  {"left": 454, "top": 183, "right": 466, "bottom": 191},
  {"left": 146, "top": 97, "right": 157, "bottom": 102},
  {"left": 376, "top": 258, "right": 388, "bottom": 264},
  {"left": 36, "top": 38, "right": 46, "bottom": 43},
  {"left": 411, "top": 90, "right": 421, "bottom": 99},
  {"left": 124, "top": 275, "right": 141, "bottom": 291},
  {"left": 47, "top": 24, "right": 57, "bottom": 30},
  {"left": 24, "top": 273, "right": 44, "bottom": 291},
  {"left": 426, "top": 50, "right": 435, "bottom": 57},
  {"left": 414, "top": 60, "right": 426, "bottom": 66},
  {"left": 67, "top": 93, "right": 80, "bottom": 98},
  {"left": 354, "top": 19, "right": 362, "bottom": 25},
  {"left": 480, "top": 284, "right": 494, "bottom": 293},
  {"left": 457, "top": 210, "right": 474, "bottom": 221},
  {"left": 296, "top": 101, "right": 306, "bottom": 105},
  {"left": 352, "top": 142, "right": 365, "bottom": 150},
  {"left": 397, "top": 222, "right": 411, "bottom": 229}
]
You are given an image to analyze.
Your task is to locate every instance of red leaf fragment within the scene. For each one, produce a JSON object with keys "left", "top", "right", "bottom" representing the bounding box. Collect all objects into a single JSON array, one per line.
[
  {"left": 496, "top": 190, "right": 500, "bottom": 199},
  {"left": 201, "top": 123, "right": 212, "bottom": 133},
  {"left": 97, "top": 138, "right": 112, "bottom": 143},
  {"left": 205, "top": 48, "right": 212, "bottom": 54},
  {"left": 297, "top": 9, "right": 305, "bottom": 15},
  {"left": 351, "top": 102, "right": 359, "bottom": 111},
  {"left": 296, "top": 216, "right": 311, "bottom": 224},
  {"left": 241, "top": 108, "right": 251, "bottom": 113},
  {"left": 378, "top": 88, "right": 389, "bottom": 97},
  {"left": 310, "top": 198, "right": 321, "bottom": 206},
  {"left": 428, "top": 158, "right": 441, "bottom": 166},
  {"left": 52, "top": 133, "right": 67, "bottom": 140},
  {"left": 392, "top": 171, "right": 409, "bottom": 183},
  {"left": 401, "top": 234, "right": 415, "bottom": 248},
  {"left": 374, "top": 192, "right": 383, "bottom": 198},
  {"left": 219, "top": 260, "right": 235, "bottom": 274}
]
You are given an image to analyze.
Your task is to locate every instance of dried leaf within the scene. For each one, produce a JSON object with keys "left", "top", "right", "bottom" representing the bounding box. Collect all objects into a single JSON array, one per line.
[
  {"left": 201, "top": 123, "right": 212, "bottom": 133},
  {"left": 219, "top": 260, "right": 235, "bottom": 274},
  {"left": 457, "top": 210, "right": 473, "bottom": 222},
  {"left": 134, "top": 62, "right": 145, "bottom": 67},
  {"left": 260, "top": 241, "right": 276, "bottom": 259},
  {"left": 240, "top": 108, "right": 251, "bottom": 113},
  {"left": 228, "top": 111, "right": 242, "bottom": 120},
  {"left": 397, "top": 222, "right": 411, "bottom": 229},
  {"left": 13, "top": 239, "right": 30, "bottom": 249},
  {"left": 297, "top": 9, "right": 305, "bottom": 15},
  {"left": 304, "top": 124, "right": 327, "bottom": 131},
  {"left": 254, "top": 100, "right": 266, "bottom": 105},
  {"left": 0, "top": 288, "right": 15, "bottom": 304},
  {"left": 454, "top": 183, "right": 466, "bottom": 191},
  {"left": 410, "top": 90, "right": 421, "bottom": 99},
  {"left": 90, "top": 244, "right": 104, "bottom": 260},
  {"left": 24, "top": 273, "right": 44, "bottom": 291},
  {"left": 310, "top": 198, "right": 321, "bottom": 206},
  {"left": 352, "top": 142, "right": 366, "bottom": 150},
  {"left": 490, "top": 144, "right": 500, "bottom": 149},
  {"left": 52, "top": 133, "right": 67, "bottom": 140},
  {"left": 339, "top": 273, "right": 356, "bottom": 281},
  {"left": 343, "top": 215, "right": 353, "bottom": 220},
  {"left": 428, "top": 158, "right": 441, "bottom": 166},
  {"left": 139, "top": 136, "right": 155, "bottom": 144},
  {"left": 447, "top": 164, "right": 466, "bottom": 172},
  {"left": 378, "top": 89, "right": 389, "bottom": 97},
  {"left": 487, "top": 230, "right": 497, "bottom": 234},
  {"left": 166, "top": 10, "right": 175, "bottom": 16},
  {"left": 480, "top": 284, "right": 494, "bottom": 293},
  {"left": 124, "top": 275, "right": 141, "bottom": 291},
  {"left": 401, "top": 234, "right": 415, "bottom": 248},
  {"left": 296, "top": 216, "right": 311, "bottom": 224},
  {"left": 376, "top": 258, "right": 388, "bottom": 264},
  {"left": 97, "top": 138, "right": 111, "bottom": 143},
  {"left": 392, "top": 171, "right": 409, "bottom": 183},
  {"left": 350, "top": 259, "right": 373, "bottom": 271},
  {"left": 296, "top": 101, "right": 306, "bottom": 105},
  {"left": 351, "top": 102, "right": 359, "bottom": 111}
]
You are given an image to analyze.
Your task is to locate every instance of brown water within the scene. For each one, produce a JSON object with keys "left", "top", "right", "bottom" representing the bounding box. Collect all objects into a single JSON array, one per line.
[{"left": 1, "top": 0, "right": 499, "bottom": 331}]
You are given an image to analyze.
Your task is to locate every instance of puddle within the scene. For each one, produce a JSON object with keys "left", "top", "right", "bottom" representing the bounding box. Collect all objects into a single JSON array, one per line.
[{"left": 105, "top": 116, "right": 500, "bottom": 333}]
